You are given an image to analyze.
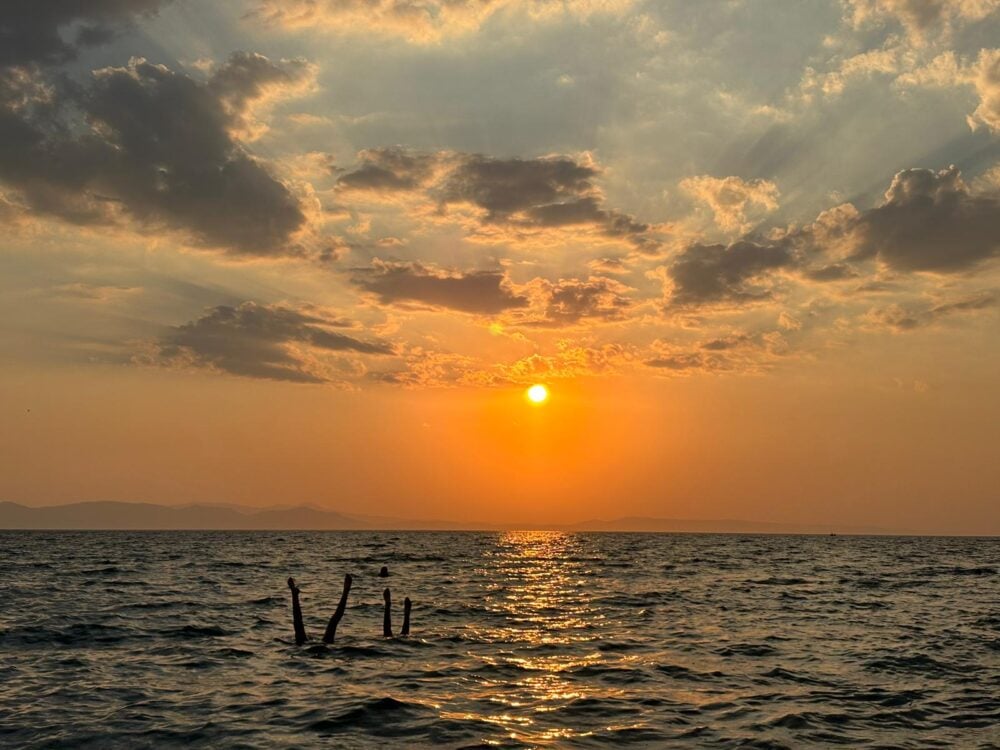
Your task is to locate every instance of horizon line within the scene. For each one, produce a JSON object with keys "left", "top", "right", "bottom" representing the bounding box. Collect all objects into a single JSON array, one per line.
[{"left": 2, "top": 499, "right": 996, "bottom": 537}]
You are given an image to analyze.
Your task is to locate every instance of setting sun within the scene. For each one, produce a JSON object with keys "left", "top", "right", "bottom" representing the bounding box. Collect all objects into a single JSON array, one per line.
[{"left": 526, "top": 384, "right": 549, "bottom": 404}]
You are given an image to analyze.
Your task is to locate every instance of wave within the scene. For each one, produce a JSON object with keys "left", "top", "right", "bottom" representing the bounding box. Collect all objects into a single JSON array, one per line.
[
  {"left": 161, "top": 625, "right": 230, "bottom": 639},
  {"left": 717, "top": 643, "right": 779, "bottom": 657},
  {"left": 656, "top": 663, "right": 724, "bottom": 681},
  {"left": 863, "top": 653, "right": 958, "bottom": 676},
  {"left": 3, "top": 530, "right": 997, "bottom": 748},
  {"left": 760, "top": 667, "right": 834, "bottom": 686},
  {"left": 749, "top": 577, "right": 811, "bottom": 586},
  {"left": 307, "top": 697, "right": 436, "bottom": 735}
]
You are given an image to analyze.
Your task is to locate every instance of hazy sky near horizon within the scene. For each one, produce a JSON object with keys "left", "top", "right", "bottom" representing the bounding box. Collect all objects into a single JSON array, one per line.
[{"left": 1, "top": 0, "right": 998, "bottom": 534}]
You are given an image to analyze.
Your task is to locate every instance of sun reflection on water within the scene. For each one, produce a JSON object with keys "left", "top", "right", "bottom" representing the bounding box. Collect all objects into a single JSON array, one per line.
[{"left": 452, "top": 531, "right": 630, "bottom": 744}]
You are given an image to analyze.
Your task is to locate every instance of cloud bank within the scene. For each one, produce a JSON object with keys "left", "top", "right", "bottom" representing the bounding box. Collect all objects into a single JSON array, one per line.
[{"left": 154, "top": 302, "right": 393, "bottom": 383}]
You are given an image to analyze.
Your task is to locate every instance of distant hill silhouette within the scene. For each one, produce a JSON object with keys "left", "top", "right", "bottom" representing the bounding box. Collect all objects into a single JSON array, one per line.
[
  {"left": 566, "top": 516, "right": 888, "bottom": 534},
  {"left": 0, "top": 500, "right": 894, "bottom": 534}
]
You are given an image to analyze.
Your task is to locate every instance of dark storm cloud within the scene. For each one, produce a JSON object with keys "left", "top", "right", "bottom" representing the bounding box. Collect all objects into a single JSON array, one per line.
[
  {"left": 352, "top": 260, "right": 529, "bottom": 314},
  {"left": 849, "top": 167, "right": 1000, "bottom": 272},
  {"left": 157, "top": 302, "right": 393, "bottom": 383},
  {"left": 337, "top": 149, "right": 658, "bottom": 251},
  {"left": 665, "top": 239, "right": 796, "bottom": 307},
  {"left": 0, "top": 0, "right": 172, "bottom": 66}
]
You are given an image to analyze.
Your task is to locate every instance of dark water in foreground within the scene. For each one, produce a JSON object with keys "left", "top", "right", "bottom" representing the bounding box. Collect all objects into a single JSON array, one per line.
[{"left": 0, "top": 532, "right": 997, "bottom": 749}]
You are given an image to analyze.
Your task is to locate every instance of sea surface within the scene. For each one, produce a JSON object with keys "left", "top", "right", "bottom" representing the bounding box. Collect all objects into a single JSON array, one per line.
[{"left": 0, "top": 531, "right": 997, "bottom": 748}]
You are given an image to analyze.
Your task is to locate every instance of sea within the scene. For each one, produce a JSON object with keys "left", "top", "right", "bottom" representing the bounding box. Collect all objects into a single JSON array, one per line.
[{"left": 0, "top": 531, "right": 997, "bottom": 748}]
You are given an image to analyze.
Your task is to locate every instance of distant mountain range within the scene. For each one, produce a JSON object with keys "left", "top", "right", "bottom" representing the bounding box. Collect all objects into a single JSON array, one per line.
[
  {"left": 0, "top": 500, "right": 893, "bottom": 534},
  {"left": 0, "top": 501, "right": 459, "bottom": 531},
  {"left": 565, "top": 516, "right": 888, "bottom": 534}
]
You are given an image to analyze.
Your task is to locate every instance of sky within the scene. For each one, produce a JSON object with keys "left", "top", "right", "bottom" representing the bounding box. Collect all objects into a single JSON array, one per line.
[{"left": 0, "top": 0, "right": 998, "bottom": 534}]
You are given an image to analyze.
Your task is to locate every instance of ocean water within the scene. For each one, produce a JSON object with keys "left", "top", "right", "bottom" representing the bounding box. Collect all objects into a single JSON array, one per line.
[{"left": 0, "top": 532, "right": 997, "bottom": 749}]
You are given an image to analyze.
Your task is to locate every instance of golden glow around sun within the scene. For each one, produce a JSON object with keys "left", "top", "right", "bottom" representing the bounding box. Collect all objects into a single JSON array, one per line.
[{"left": 527, "top": 384, "right": 549, "bottom": 404}]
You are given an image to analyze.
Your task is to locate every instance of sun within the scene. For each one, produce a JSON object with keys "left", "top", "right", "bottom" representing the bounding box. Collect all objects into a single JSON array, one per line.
[{"left": 526, "top": 384, "right": 549, "bottom": 404}]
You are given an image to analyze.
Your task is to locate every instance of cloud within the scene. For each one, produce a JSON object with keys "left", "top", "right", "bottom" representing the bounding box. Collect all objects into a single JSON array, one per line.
[
  {"left": 863, "top": 303, "right": 922, "bottom": 331},
  {"left": 442, "top": 154, "right": 598, "bottom": 218},
  {"left": 46, "top": 282, "right": 142, "bottom": 303},
  {"left": 863, "top": 291, "right": 997, "bottom": 331},
  {"left": 843, "top": 0, "right": 1000, "bottom": 42},
  {"left": 206, "top": 51, "right": 317, "bottom": 140},
  {"left": 645, "top": 330, "right": 790, "bottom": 374},
  {"left": 153, "top": 302, "right": 393, "bottom": 383},
  {"left": 443, "top": 154, "right": 655, "bottom": 249},
  {"left": 493, "top": 343, "right": 635, "bottom": 383},
  {"left": 664, "top": 239, "right": 796, "bottom": 307},
  {"left": 930, "top": 291, "right": 998, "bottom": 316},
  {"left": 337, "top": 148, "right": 659, "bottom": 251},
  {"left": 778, "top": 311, "right": 802, "bottom": 330},
  {"left": 336, "top": 148, "right": 440, "bottom": 191},
  {"left": 251, "top": 0, "right": 632, "bottom": 43},
  {"left": 0, "top": 189, "right": 22, "bottom": 221},
  {"left": 658, "top": 165, "right": 1000, "bottom": 310},
  {"left": 587, "top": 256, "right": 631, "bottom": 275},
  {"left": 968, "top": 48, "right": 1000, "bottom": 132},
  {"left": 526, "top": 276, "right": 633, "bottom": 326},
  {"left": 897, "top": 48, "right": 1000, "bottom": 133},
  {"left": 369, "top": 349, "right": 479, "bottom": 387},
  {"left": 803, "top": 263, "right": 859, "bottom": 281},
  {"left": 351, "top": 259, "right": 634, "bottom": 325},
  {"left": 644, "top": 352, "right": 706, "bottom": 371},
  {"left": 972, "top": 162, "right": 1000, "bottom": 192},
  {"left": 680, "top": 175, "right": 780, "bottom": 233},
  {"left": 700, "top": 332, "right": 754, "bottom": 350},
  {"left": 848, "top": 166, "right": 1000, "bottom": 272},
  {"left": 0, "top": 53, "right": 312, "bottom": 255},
  {"left": 0, "top": 1, "right": 172, "bottom": 66},
  {"left": 352, "top": 259, "right": 529, "bottom": 314},
  {"left": 371, "top": 340, "right": 638, "bottom": 387},
  {"left": 800, "top": 45, "right": 902, "bottom": 100},
  {"left": 349, "top": 254, "right": 636, "bottom": 325}
]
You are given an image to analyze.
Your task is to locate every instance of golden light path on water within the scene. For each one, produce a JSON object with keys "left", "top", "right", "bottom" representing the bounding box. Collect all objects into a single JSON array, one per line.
[{"left": 441, "top": 531, "right": 643, "bottom": 744}]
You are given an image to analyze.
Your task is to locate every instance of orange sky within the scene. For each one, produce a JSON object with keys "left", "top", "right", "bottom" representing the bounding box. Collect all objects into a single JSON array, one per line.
[
  {"left": 1, "top": 1, "right": 999, "bottom": 534},
  {"left": 3, "top": 347, "right": 997, "bottom": 533}
]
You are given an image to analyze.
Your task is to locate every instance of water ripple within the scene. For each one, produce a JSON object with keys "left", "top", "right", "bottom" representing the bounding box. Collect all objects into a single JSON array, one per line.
[{"left": 0, "top": 530, "right": 997, "bottom": 748}]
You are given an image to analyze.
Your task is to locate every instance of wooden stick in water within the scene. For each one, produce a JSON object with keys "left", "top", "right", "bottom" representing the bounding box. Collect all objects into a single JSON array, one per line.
[
  {"left": 382, "top": 587, "right": 393, "bottom": 637},
  {"left": 401, "top": 597, "right": 411, "bottom": 636},
  {"left": 287, "top": 577, "right": 308, "bottom": 646},
  {"left": 322, "top": 573, "right": 353, "bottom": 644}
]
